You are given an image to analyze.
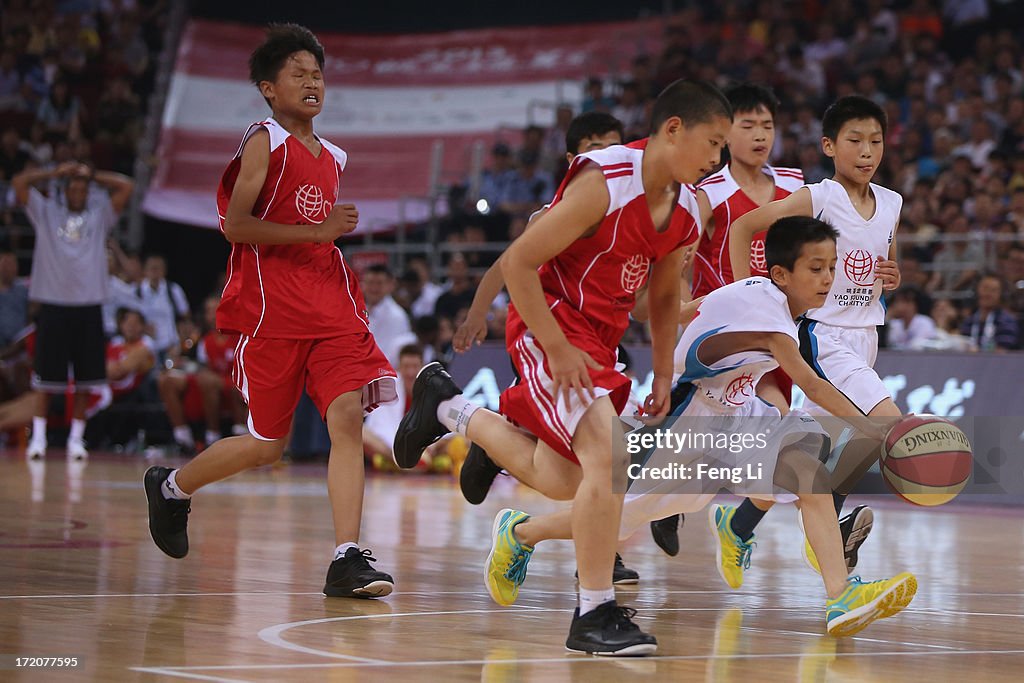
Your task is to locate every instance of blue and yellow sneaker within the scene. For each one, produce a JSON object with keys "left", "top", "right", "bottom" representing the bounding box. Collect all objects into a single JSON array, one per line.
[
  {"left": 825, "top": 572, "right": 917, "bottom": 637},
  {"left": 708, "top": 504, "right": 755, "bottom": 589},
  {"left": 485, "top": 509, "right": 534, "bottom": 606},
  {"left": 799, "top": 505, "right": 874, "bottom": 575}
]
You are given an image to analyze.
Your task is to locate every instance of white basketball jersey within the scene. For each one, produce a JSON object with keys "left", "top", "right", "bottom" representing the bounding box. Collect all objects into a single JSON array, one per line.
[
  {"left": 805, "top": 179, "right": 901, "bottom": 328},
  {"left": 673, "top": 277, "right": 798, "bottom": 411}
]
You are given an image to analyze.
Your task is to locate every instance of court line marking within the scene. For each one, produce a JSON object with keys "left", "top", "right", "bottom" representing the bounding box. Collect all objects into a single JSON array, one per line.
[
  {"left": 256, "top": 606, "right": 982, "bottom": 664},
  {"left": 7, "top": 589, "right": 1024, "bottom": 600},
  {"left": 133, "top": 648, "right": 1024, "bottom": 674},
  {"left": 132, "top": 668, "right": 251, "bottom": 683}
]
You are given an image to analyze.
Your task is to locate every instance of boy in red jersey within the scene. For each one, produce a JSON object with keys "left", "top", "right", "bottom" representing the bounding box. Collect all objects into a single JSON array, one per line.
[
  {"left": 395, "top": 80, "right": 732, "bottom": 655},
  {"left": 145, "top": 25, "right": 398, "bottom": 599}
]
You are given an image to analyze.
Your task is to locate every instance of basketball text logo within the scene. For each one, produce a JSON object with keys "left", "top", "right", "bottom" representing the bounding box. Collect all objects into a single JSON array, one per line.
[
  {"left": 621, "top": 254, "right": 650, "bottom": 294},
  {"left": 295, "top": 184, "right": 327, "bottom": 224},
  {"left": 843, "top": 249, "right": 875, "bottom": 286},
  {"left": 724, "top": 373, "right": 755, "bottom": 406},
  {"left": 750, "top": 238, "right": 767, "bottom": 273}
]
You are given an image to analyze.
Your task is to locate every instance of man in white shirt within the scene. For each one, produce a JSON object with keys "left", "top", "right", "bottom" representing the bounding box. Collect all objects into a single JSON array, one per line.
[
  {"left": 132, "top": 255, "right": 190, "bottom": 357},
  {"left": 887, "top": 287, "right": 937, "bottom": 350},
  {"left": 361, "top": 264, "right": 415, "bottom": 367}
]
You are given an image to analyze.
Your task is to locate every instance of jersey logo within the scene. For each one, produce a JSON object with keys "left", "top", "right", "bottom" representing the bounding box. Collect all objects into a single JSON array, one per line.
[
  {"left": 843, "top": 249, "right": 875, "bottom": 286},
  {"left": 295, "top": 184, "right": 327, "bottom": 224},
  {"left": 620, "top": 254, "right": 651, "bottom": 294},
  {"left": 750, "top": 238, "right": 767, "bottom": 273},
  {"left": 724, "top": 373, "right": 755, "bottom": 406}
]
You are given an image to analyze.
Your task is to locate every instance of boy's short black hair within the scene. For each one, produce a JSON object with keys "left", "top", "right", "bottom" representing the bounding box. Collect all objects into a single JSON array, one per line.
[
  {"left": 116, "top": 307, "right": 145, "bottom": 324},
  {"left": 765, "top": 216, "right": 838, "bottom": 272},
  {"left": 822, "top": 95, "right": 887, "bottom": 140},
  {"left": 365, "top": 263, "right": 393, "bottom": 278},
  {"left": 725, "top": 83, "right": 779, "bottom": 118},
  {"left": 892, "top": 286, "right": 921, "bottom": 305},
  {"left": 398, "top": 344, "right": 424, "bottom": 359},
  {"left": 249, "top": 23, "right": 325, "bottom": 86},
  {"left": 565, "top": 112, "right": 624, "bottom": 155},
  {"left": 649, "top": 79, "right": 732, "bottom": 135}
]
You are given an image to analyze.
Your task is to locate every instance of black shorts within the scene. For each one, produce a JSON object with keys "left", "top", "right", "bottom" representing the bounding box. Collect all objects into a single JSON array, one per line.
[{"left": 33, "top": 304, "right": 107, "bottom": 392}]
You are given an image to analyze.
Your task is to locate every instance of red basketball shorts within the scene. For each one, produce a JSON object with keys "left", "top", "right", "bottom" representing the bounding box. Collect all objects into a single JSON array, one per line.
[
  {"left": 232, "top": 332, "right": 397, "bottom": 441},
  {"left": 499, "top": 306, "right": 630, "bottom": 464}
]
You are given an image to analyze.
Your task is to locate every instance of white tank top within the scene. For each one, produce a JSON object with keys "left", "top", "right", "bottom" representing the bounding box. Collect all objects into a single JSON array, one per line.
[
  {"left": 805, "top": 179, "right": 901, "bottom": 328},
  {"left": 673, "top": 277, "right": 798, "bottom": 412}
]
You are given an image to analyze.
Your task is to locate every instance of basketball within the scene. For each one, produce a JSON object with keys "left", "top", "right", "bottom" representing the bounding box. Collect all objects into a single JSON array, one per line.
[{"left": 880, "top": 415, "right": 973, "bottom": 507}]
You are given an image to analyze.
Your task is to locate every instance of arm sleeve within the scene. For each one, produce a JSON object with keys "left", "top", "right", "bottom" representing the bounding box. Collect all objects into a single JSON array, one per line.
[{"left": 24, "top": 187, "right": 51, "bottom": 231}]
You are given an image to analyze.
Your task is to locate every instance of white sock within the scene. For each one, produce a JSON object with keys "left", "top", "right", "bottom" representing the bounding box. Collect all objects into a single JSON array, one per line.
[
  {"left": 173, "top": 426, "right": 194, "bottom": 446},
  {"left": 69, "top": 418, "right": 86, "bottom": 444},
  {"left": 436, "top": 396, "right": 480, "bottom": 436},
  {"left": 31, "top": 416, "right": 47, "bottom": 446},
  {"left": 161, "top": 469, "right": 192, "bottom": 500},
  {"left": 578, "top": 587, "right": 616, "bottom": 616},
  {"left": 334, "top": 542, "right": 358, "bottom": 561},
  {"left": 205, "top": 429, "right": 220, "bottom": 445}
]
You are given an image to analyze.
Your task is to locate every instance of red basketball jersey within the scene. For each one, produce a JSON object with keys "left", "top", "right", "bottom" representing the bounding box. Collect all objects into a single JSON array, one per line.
[
  {"left": 107, "top": 336, "right": 155, "bottom": 397},
  {"left": 216, "top": 118, "right": 370, "bottom": 339},
  {"left": 198, "top": 331, "right": 239, "bottom": 378},
  {"left": 510, "top": 139, "right": 701, "bottom": 350},
  {"left": 692, "top": 164, "right": 804, "bottom": 297}
]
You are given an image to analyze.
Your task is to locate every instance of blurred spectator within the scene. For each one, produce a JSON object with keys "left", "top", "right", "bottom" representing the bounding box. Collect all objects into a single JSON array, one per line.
[
  {"left": 0, "top": 49, "right": 21, "bottom": 111},
  {"left": 477, "top": 142, "right": 517, "bottom": 214},
  {"left": 960, "top": 274, "right": 1020, "bottom": 351},
  {"left": 411, "top": 315, "right": 444, "bottom": 365},
  {"left": 0, "top": 250, "right": 28, "bottom": 348},
  {"left": 395, "top": 256, "right": 443, "bottom": 320},
  {"left": 132, "top": 255, "right": 191, "bottom": 358},
  {"left": 887, "top": 287, "right": 938, "bottom": 350},
  {"left": 0, "top": 128, "right": 29, "bottom": 181},
  {"left": 362, "top": 343, "right": 422, "bottom": 463},
  {"left": 36, "top": 79, "right": 82, "bottom": 140},
  {"left": 542, "top": 104, "right": 574, "bottom": 175},
  {"left": 998, "top": 242, "right": 1024, "bottom": 314},
  {"left": 581, "top": 77, "right": 615, "bottom": 113},
  {"left": 361, "top": 263, "right": 414, "bottom": 368},
  {"left": 434, "top": 252, "right": 476, "bottom": 323},
  {"left": 505, "top": 150, "right": 554, "bottom": 219},
  {"left": 954, "top": 121, "right": 997, "bottom": 169},
  {"left": 928, "top": 215, "right": 985, "bottom": 294},
  {"left": 612, "top": 81, "right": 646, "bottom": 139},
  {"left": 158, "top": 296, "right": 246, "bottom": 454},
  {"left": 21, "top": 121, "right": 53, "bottom": 166}
]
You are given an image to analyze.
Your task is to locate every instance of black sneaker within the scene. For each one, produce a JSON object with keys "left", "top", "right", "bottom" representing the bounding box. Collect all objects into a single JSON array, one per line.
[
  {"left": 565, "top": 601, "right": 657, "bottom": 656},
  {"left": 613, "top": 554, "right": 640, "bottom": 585},
  {"left": 144, "top": 466, "right": 191, "bottom": 559},
  {"left": 460, "top": 442, "right": 502, "bottom": 504},
  {"left": 650, "top": 514, "right": 683, "bottom": 557},
  {"left": 838, "top": 505, "right": 873, "bottom": 572},
  {"left": 323, "top": 547, "right": 395, "bottom": 598},
  {"left": 393, "top": 362, "right": 462, "bottom": 469},
  {"left": 574, "top": 554, "right": 641, "bottom": 585}
]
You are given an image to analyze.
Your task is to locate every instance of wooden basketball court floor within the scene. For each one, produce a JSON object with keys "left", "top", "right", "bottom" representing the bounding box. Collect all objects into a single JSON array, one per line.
[{"left": 2, "top": 451, "right": 1024, "bottom": 682}]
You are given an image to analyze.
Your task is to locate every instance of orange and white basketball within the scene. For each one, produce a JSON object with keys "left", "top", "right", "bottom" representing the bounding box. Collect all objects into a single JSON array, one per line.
[{"left": 881, "top": 415, "right": 973, "bottom": 507}]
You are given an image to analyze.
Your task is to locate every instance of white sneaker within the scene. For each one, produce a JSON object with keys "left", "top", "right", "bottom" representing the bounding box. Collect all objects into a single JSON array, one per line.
[
  {"left": 26, "top": 441, "right": 46, "bottom": 461},
  {"left": 66, "top": 440, "right": 89, "bottom": 462}
]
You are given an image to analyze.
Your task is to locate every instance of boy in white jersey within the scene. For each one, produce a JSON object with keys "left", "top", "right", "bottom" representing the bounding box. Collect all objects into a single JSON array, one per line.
[
  {"left": 486, "top": 216, "right": 917, "bottom": 637},
  {"left": 725, "top": 96, "right": 902, "bottom": 581}
]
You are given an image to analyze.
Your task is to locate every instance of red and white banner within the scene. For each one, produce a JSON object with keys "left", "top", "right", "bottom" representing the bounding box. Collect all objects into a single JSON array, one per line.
[{"left": 146, "top": 18, "right": 663, "bottom": 231}]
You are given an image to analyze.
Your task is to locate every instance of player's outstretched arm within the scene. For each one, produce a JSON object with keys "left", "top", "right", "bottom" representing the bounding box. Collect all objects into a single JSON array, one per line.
[
  {"left": 222, "top": 128, "right": 355, "bottom": 245},
  {"left": 728, "top": 187, "right": 813, "bottom": 281},
  {"left": 502, "top": 165, "right": 609, "bottom": 409},
  {"left": 644, "top": 246, "right": 686, "bottom": 417},
  {"left": 453, "top": 259, "right": 505, "bottom": 352},
  {"left": 768, "top": 333, "right": 890, "bottom": 439},
  {"left": 453, "top": 206, "right": 553, "bottom": 352}
]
